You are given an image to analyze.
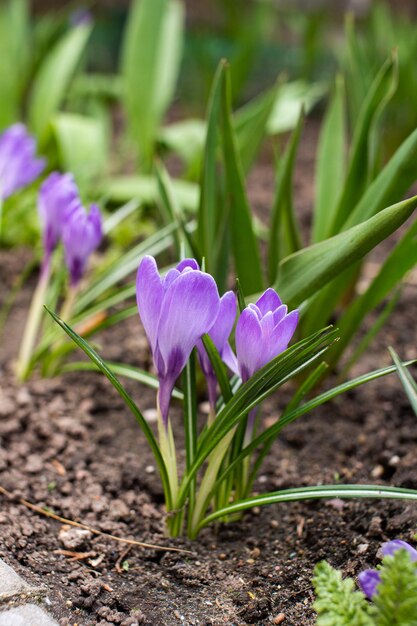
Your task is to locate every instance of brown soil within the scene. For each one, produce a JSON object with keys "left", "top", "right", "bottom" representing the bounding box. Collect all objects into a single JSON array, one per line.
[{"left": 1, "top": 123, "right": 417, "bottom": 625}]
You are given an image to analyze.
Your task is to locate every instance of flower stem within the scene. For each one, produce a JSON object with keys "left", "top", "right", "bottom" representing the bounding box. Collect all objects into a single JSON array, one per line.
[
  {"left": 189, "top": 430, "right": 235, "bottom": 539},
  {"left": 16, "top": 261, "right": 51, "bottom": 381},
  {"left": 156, "top": 399, "right": 179, "bottom": 533}
]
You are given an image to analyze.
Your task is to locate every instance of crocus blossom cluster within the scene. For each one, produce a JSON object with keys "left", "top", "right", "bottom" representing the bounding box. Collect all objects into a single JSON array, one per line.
[
  {"left": 0, "top": 124, "right": 45, "bottom": 199},
  {"left": 38, "top": 172, "right": 102, "bottom": 285},
  {"left": 136, "top": 256, "right": 299, "bottom": 426},
  {"left": 358, "top": 540, "right": 417, "bottom": 598}
]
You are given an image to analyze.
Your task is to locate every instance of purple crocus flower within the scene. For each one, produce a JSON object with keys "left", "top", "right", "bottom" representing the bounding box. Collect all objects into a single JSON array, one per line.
[
  {"left": 136, "top": 256, "right": 221, "bottom": 425},
  {"left": 38, "top": 172, "right": 79, "bottom": 262},
  {"left": 0, "top": 124, "right": 45, "bottom": 200},
  {"left": 235, "top": 288, "right": 299, "bottom": 383},
  {"left": 63, "top": 202, "right": 103, "bottom": 286},
  {"left": 358, "top": 540, "right": 417, "bottom": 599},
  {"left": 196, "top": 290, "right": 238, "bottom": 408}
]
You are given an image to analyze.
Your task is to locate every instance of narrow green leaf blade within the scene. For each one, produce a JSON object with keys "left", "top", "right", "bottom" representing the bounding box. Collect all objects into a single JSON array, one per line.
[
  {"left": 199, "top": 484, "right": 417, "bottom": 529},
  {"left": 29, "top": 23, "right": 92, "bottom": 143},
  {"left": 390, "top": 348, "right": 417, "bottom": 416},
  {"left": 45, "top": 306, "right": 172, "bottom": 509},
  {"left": 221, "top": 66, "right": 264, "bottom": 294},
  {"left": 313, "top": 75, "right": 346, "bottom": 242},
  {"left": 268, "top": 109, "right": 304, "bottom": 283},
  {"left": 276, "top": 195, "right": 417, "bottom": 306}
]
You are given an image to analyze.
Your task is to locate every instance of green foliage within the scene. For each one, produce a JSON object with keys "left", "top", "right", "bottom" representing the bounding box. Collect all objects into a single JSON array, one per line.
[
  {"left": 390, "top": 348, "right": 417, "bottom": 417},
  {"left": 29, "top": 22, "right": 92, "bottom": 144},
  {"left": 313, "top": 550, "right": 417, "bottom": 626},
  {"left": 120, "top": 0, "right": 184, "bottom": 169},
  {"left": 313, "top": 561, "right": 372, "bottom": 626},
  {"left": 371, "top": 551, "right": 417, "bottom": 626}
]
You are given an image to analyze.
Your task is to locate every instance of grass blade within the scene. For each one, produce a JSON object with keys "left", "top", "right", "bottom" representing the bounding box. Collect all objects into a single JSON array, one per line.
[
  {"left": 45, "top": 306, "right": 172, "bottom": 509},
  {"left": 221, "top": 65, "right": 264, "bottom": 294},
  {"left": 276, "top": 195, "right": 417, "bottom": 306},
  {"left": 390, "top": 348, "right": 417, "bottom": 416},
  {"left": 199, "top": 484, "right": 417, "bottom": 529}
]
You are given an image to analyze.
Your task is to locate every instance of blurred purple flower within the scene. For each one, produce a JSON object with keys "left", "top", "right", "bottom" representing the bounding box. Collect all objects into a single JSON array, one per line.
[
  {"left": 235, "top": 288, "right": 299, "bottom": 383},
  {"left": 63, "top": 202, "right": 102, "bottom": 286},
  {"left": 0, "top": 124, "right": 45, "bottom": 200},
  {"left": 136, "top": 256, "right": 221, "bottom": 425},
  {"left": 38, "top": 172, "right": 79, "bottom": 261},
  {"left": 70, "top": 7, "right": 93, "bottom": 27},
  {"left": 196, "top": 290, "right": 238, "bottom": 408},
  {"left": 358, "top": 569, "right": 381, "bottom": 599},
  {"left": 358, "top": 539, "right": 417, "bottom": 599}
]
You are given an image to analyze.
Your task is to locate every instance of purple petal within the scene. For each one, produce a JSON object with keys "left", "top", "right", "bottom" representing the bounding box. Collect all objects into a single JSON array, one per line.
[
  {"left": 176, "top": 258, "right": 199, "bottom": 272},
  {"left": 162, "top": 268, "right": 181, "bottom": 290},
  {"left": 273, "top": 304, "right": 288, "bottom": 326},
  {"left": 158, "top": 375, "right": 177, "bottom": 426},
  {"left": 270, "top": 309, "right": 299, "bottom": 354},
  {"left": 0, "top": 124, "right": 45, "bottom": 199},
  {"left": 382, "top": 540, "right": 417, "bottom": 562},
  {"left": 358, "top": 570, "right": 381, "bottom": 599},
  {"left": 38, "top": 172, "right": 79, "bottom": 256},
  {"left": 209, "top": 291, "right": 237, "bottom": 351},
  {"left": 235, "top": 308, "right": 263, "bottom": 382},
  {"left": 157, "top": 270, "right": 220, "bottom": 381},
  {"left": 136, "top": 256, "right": 164, "bottom": 355},
  {"left": 221, "top": 341, "right": 239, "bottom": 376},
  {"left": 255, "top": 288, "right": 282, "bottom": 315},
  {"left": 63, "top": 203, "right": 103, "bottom": 286},
  {"left": 196, "top": 291, "right": 237, "bottom": 383}
]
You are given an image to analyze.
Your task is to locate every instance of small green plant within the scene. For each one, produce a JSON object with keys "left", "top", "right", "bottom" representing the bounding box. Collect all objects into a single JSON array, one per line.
[
  {"left": 313, "top": 540, "right": 417, "bottom": 625},
  {"left": 48, "top": 254, "right": 417, "bottom": 539}
]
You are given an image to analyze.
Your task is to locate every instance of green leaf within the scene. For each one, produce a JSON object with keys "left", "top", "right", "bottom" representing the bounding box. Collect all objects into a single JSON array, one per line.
[
  {"left": 29, "top": 23, "right": 92, "bottom": 143},
  {"left": 390, "top": 348, "right": 417, "bottom": 416},
  {"left": 45, "top": 307, "right": 172, "bottom": 510},
  {"left": 221, "top": 65, "right": 264, "bottom": 294},
  {"left": 177, "top": 327, "right": 338, "bottom": 507},
  {"left": 52, "top": 112, "right": 108, "bottom": 190},
  {"left": 344, "top": 126, "right": 417, "bottom": 229},
  {"left": 101, "top": 175, "right": 198, "bottom": 212},
  {"left": 158, "top": 119, "right": 206, "bottom": 168},
  {"left": 197, "top": 61, "right": 226, "bottom": 276},
  {"left": 216, "top": 360, "right": 417, "bottom": 490},
  {"left": 371, "top": 549, "right": 417, "bottom": 626},
  {"left": 328, "top": 219, "right": 417, "bottom": 368},
  {"left": 0, "top": 0, "right": 30, "bottom": 126},
  {"left": 312, "top": 75, "right": 346, "bottom": 242},
  {"left": 199, "top": 484, "right": 417, "bottom": 530},
  {"left": 60, "top": 360, "right": 184, "bottom": 400},
  {"left": 267, "top": 80, "right": 326, "bottom": 135},
  {"left": 268, "top": 108, "right": 304, "bottom": 283},
  {"left": 313, "top": 561, "right": 372, "bottom": 626},
  {"left": 328, "top": 53, "right": 397, "bottom": 235},
  {"left": 275, "top": 195, "right": 417, "bottom": 306},
  {"left": 201, "top": 334, "right": 233, "bottom": 403},
  {"left": 121, "top": 0, "right": 184, "bottom": 167},
  {"left": 234, "top": 82, "right": 279, "bottom": 174}
]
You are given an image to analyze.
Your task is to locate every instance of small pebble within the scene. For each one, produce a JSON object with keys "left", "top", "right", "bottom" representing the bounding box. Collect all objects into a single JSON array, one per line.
[
  {"left": 143, "top": 408, "right": 158, "bottom": 423},
  {"left": 371, "top": 464, "right": 384, "bottom": 478},
  {"left": 273, "top": 614, "right": 286, "bottom": 624}
]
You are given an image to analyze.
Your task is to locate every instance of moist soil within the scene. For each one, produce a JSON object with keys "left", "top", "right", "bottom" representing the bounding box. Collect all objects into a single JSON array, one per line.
[{"left": 1, "top": 122, "right": 417, "bottom": 625}]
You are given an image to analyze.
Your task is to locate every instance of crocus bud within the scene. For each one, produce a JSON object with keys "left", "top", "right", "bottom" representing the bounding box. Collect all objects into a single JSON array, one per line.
[
  {"left": 136, "top": 256, "right": 221, "bottom": 425},
  {"left": 358, "top": 539, "right": 417, "bottom": 599},
  {"left": 0, "top": 124, "right": 45, "bottom": 200},
  {"left": 63, "top": 203, "right": 102, "bottom": 287},
  {"left": 358, "top": 569, "right": 381, "bottom": 599},
  {"left": 235, "top": 288, "right": 299, "bottom": 382},
  {"left": 38, "top": 172, "right": 79, "bottom": 260},
  {"left": 196, "top": 290, "right": 238, "bottom": 408}
]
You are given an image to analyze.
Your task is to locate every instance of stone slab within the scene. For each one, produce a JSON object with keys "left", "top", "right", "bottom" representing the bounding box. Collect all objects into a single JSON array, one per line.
[
  {"left": 0, "top": 604, "right": 58, "bottom": 626},
  {"left": 0, "top": 559, "right": 33, "bottom": 602}
]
